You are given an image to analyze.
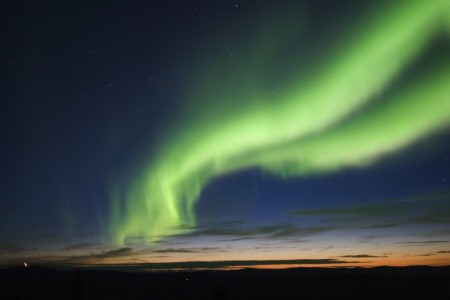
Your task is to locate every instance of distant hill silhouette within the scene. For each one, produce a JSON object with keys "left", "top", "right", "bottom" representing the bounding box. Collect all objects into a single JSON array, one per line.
[{"left": 0, "top": 265, "right": 449, "bottom": 299}]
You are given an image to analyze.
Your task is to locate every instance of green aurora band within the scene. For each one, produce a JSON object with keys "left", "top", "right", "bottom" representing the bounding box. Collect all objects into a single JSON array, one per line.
[{"left": 111, "top": 1, "right": 450, "bottom": 245}]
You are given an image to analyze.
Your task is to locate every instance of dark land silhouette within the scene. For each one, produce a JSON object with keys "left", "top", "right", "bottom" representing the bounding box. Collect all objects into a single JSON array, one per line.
[{"left": 0, "top": 265, "right": 449, "bottom": 299}]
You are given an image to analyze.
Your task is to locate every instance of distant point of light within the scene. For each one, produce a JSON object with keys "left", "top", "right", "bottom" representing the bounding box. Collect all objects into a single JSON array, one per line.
[
  {"left": 111, "top": 1, "right": 450, "bottom": 245},
  {"left": 24, "top": 262, "right": 28, "bottom": 267}
]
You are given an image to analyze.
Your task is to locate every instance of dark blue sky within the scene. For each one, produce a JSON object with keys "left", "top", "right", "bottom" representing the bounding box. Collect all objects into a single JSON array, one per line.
[{"left": 1, "top": 0, "right": 449, "bottom": 269}]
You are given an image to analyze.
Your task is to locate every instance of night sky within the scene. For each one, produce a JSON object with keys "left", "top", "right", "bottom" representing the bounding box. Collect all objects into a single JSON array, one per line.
[{"left": 1, "top": 0, "right": 450, "bottom": 270}]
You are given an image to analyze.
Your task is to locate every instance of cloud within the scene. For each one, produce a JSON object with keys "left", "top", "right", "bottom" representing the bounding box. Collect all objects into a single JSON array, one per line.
[
  {"left": 402, "top": 249, "right": 450, "bottom": 258},
  {"left": 155, "top": 248, "right": 197, "bottom": 253},
  {"left": 81, "top": 258, "right": 364, "bottom": 271},
  {"left": 124, "top": 190, "right": 450, "bottom": 249},
  {"left": 338, "top": 254, "right": 388, "bottom": 258},
  {"left": 181, "top": 222, "right": 336, "bottom": 241},
  {"left": 155, "top": 247, "right": 223, "bottom": 253},
  {"left": 94, "top": 247, "right": 133, "bottom": 258},
  {"left": 0, "top": 244, "right": 38, "bottom": 253},
  {"left": 0, "top": 245, "right": 26, "bottom": 253},
  {"left": 218, "top": 237, "right": 255, "bottom": 242},
  {"left": 404, "top": 253, "right": 436, "bottom": 257},
  {"left": 290, "top": 190, "right": 450, "bottom": 230},
  {"left": 63, "top": 243, "right": 98, "bottom": 251},
  {"left": 291, "top": 203, "right": 403, "bottom": 218},
  {"left": 396, "top": 241, "right": 448, "bottom": 244},
  {"left": 318, "top": 245, "right": 333, "bottom": 253},
  {"left": 363, "top": 223, "right": 399, "bottom": 229}
]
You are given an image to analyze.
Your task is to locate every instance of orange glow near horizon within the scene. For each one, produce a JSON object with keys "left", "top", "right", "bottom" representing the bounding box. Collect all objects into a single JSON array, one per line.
[
  {"left": 66, "top": 251, "right": 450, "bottom": 271},
  {"left": 4, "top": 238, "right": 449, "bottom": 270}
]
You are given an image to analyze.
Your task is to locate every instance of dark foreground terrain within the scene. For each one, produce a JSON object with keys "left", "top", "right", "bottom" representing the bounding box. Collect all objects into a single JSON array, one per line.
[{"left": 0, "top": 266, "right": 449, "bottom": 300}]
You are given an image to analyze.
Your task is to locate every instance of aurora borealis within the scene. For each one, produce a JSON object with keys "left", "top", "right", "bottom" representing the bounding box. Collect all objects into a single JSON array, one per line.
[
  {"left": 111, "top": 0, "right": 450, "bottom": 245},
  {"left": 1, "top": 0, "right": 450, "bottom": 270}
]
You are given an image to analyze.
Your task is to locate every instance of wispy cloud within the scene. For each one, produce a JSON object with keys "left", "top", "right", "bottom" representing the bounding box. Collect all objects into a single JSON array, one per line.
[
  {"left": 155, "top": 247, "right": 225, "bottom": 253},
  {"left": 218, "top": 237, "right": 255, "bottom": 242},
  {"left": 0, "top": 245, "right": 26, "bottom": 253},
  {"left": 94, "top": 247, "right": 133, "bottom": 258},
  {"left": 291, "top": 203, "right": 403, "bottom": 217},
  {"left": 338, "top": 254, "right": 388, "bottom": 258},
  {"left": 181, "top": 222, "right": 336, "bottom": 241},
  {"left": 81, "top": 258, "right": 363, "bottom": 272},
  {"left": 396, "top": 241, "right": 448, "bottom": 245},
  {"left": 290, "top": 190, "right": 450, "bottom": 230},
  {"left": 63, "top": 243, "right": 98, "bottom": 251},
  {"left": 155, "top": 248, "right": 197, "bottom": 253},
  {"left": 0, "top": 244, "right": 38, "bottom": 253},
  {"left": 404, "top": 250, "right": 450, "bottom": 258}
]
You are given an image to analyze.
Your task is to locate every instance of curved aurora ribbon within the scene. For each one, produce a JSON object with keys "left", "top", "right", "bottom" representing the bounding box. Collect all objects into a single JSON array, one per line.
[{"left": 111, "top": 1, "right": 450, "bottom": 245}]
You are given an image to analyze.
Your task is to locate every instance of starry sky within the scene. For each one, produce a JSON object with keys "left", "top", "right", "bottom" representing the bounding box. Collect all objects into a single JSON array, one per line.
[{"left": 1, "top": 0, "right": 450, "bottom": 270}]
